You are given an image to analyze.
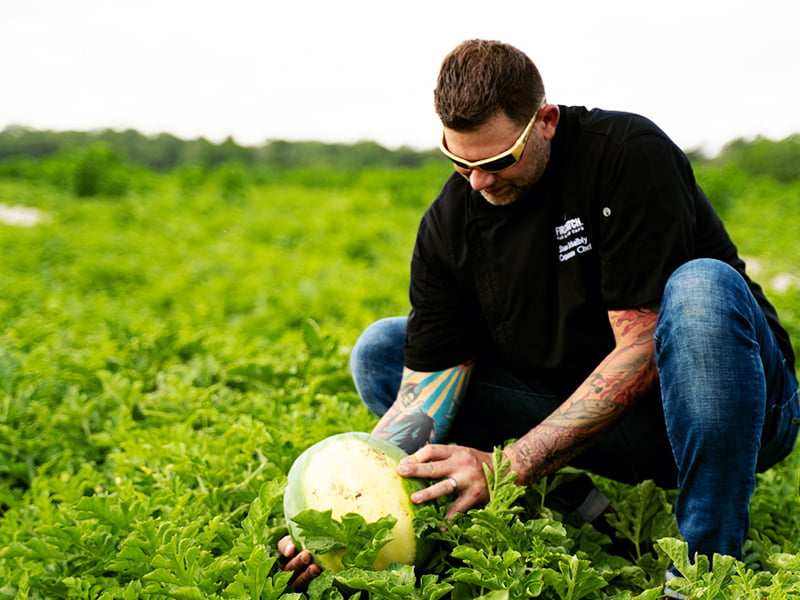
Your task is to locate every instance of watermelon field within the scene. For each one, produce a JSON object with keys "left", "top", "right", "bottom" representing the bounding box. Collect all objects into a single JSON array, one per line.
[{"left": 0, "top": 143, "right": 799, "bottom": 598}]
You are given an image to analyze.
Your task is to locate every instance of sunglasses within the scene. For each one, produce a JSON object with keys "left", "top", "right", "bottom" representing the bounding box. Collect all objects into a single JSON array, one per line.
[{"left": 439, "top": 109, "right": 540, "bottom": 173}]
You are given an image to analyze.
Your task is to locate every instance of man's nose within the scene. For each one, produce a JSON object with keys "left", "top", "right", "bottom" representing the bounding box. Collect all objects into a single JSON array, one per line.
[{"left": 469, "top": 169, "right": 496, "bottom": 191}]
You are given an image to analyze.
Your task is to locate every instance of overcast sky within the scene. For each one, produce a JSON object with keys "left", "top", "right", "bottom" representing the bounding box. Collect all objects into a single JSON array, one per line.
[{"left": 3, "top": 0, "right": 799, "bottom": 156}]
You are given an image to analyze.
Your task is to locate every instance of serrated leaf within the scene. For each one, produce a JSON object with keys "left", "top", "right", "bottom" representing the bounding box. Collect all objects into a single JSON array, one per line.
[
  {"left": 332, "top": 565, "right": 452, "bottom": 600},
  {"left": 607, "top": 480, "right": 673, "bottom": 558},
  {"left": 306, "top": 570, "right": 343, "bottom": 600},
  {"left": 223, "top": 549, "right": 298, "bottom": 600},
  {"left": 290, "top": 508, "right": 397, "bottom": 569},
  {"left": 542, "top": 554, "right": 607, "bottom": 600},
  {"left": 483, "top": 447, "right": 525, "bottom": 514}
]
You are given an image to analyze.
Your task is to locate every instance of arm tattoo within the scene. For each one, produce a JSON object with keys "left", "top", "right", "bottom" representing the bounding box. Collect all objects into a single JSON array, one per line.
[
  {"left": 510, "top": 308, "right": 659, "bottom": 484},
  {"left": 373, "top": 363, "right": 473, "bottom": 454}
]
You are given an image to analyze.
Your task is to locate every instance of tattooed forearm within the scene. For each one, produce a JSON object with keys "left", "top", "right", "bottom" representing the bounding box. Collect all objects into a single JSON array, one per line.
[
  {"left": 374, "top": 408, "right": 436, "bottom": 454},
  {"left": 545, "top": 393, "right": 625, "bottom": 428},
  {"left": 373, "top": 362, "right": 474, "bottom": 453},
  {"left": 507, "top": 308, "right": 659, "bottom": 485}
]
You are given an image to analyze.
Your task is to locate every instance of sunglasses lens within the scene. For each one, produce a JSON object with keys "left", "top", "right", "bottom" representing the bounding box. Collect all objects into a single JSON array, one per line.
[
  {"left": 480, "top": 153, "right": 518, "bottom": 173},
  {"left": 449, "top": 152, "right": 518, "bottom": 173}
]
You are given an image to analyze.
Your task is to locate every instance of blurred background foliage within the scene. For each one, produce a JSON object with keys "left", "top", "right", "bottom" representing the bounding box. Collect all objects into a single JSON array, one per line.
[{"left": 1, "top": 123, "right": 798, "bottom": 200}]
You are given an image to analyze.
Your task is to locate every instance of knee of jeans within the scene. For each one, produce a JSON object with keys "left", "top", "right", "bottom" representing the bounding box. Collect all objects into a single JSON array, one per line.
[
  {"left": 664, "top": 259, "right": 739, "bottom": 299},
  {"left": 350, "top": 317, "right": 406, "bottom": 373},
  {"left": 658, "top": 259, "right": 747, "bottom": 331},
  {"left": 349, "top": 317, "right": 406, "bottom": 416}
]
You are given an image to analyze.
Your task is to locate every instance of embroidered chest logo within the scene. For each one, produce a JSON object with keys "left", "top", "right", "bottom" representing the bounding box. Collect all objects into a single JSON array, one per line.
[{"left": 554, "top": 216, "right": 593, "bottom": 263}]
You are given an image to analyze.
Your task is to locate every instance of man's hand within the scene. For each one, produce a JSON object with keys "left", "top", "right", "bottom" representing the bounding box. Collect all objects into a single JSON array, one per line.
[
  {"left": 277, "top": 535, "right": 321, "bottom": 592},
  {"left": 396, "top": 444, "right": 494, "bottom": 519}
]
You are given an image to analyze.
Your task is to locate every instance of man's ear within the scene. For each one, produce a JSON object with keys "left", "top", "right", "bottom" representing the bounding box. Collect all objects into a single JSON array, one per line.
[{"left": 539, "top": 104, "right": 560, "bottom": 140}]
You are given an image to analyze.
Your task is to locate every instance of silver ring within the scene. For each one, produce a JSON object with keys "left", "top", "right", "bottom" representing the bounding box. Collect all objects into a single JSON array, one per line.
[{"left": 446, "top": 477, "right": 458, "bottom": 493}]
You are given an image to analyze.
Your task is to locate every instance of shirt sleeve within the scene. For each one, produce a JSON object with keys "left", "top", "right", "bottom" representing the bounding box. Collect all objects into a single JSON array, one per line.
[{"left": 598, "top": 131, "right": 698, "bottom": 309}]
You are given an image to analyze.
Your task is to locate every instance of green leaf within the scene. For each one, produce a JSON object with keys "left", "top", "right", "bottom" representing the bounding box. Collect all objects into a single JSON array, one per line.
[
  {"left": 606, "top": 480, "right": 675, "bottom": 559},
  {"left": 474, "top": 591, "right": 508, "bottom": 600},
  {"left": 223, "top": 548, "right": 300, "bottom": 600},
  {"left": 542, "top": 554, "right": 607, "bottom": 600},
  {"left": 333, "top": 565, "right": 452, "bottom": 600},
  {"left": 306, "top": 570, "right": 344, "bottom": 600},
  {"left": 483, "top": 447, "right": 525, "bottom": 515},
  {"left": 290, "top": 508, "right": 397, "bottom": 569},
  {"left": 656, "top": 538, "right": 743, "bottom": 598}
]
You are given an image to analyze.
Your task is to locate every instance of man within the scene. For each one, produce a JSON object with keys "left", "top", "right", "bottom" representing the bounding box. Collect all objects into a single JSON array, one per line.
[{"left": 280, "top": 39, "right": 799, "bottom": 593}]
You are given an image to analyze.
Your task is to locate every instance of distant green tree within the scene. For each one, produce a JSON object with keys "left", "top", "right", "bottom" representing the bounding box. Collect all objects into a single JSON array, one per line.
[
  {"left": 716, "top": 134, "right": 800, "bottom": 183},
  {"left": 70, "top": 142, "right": 132, "bottom": 197},
  {"left": 0, "top": 125, "right": 66, "bottom": 159},
  {"left": 694, "top": 163, "right": 750, "bottom": 217},
  {"left": 213, "top": 160, "right": 250, "bottom": 202},
  {"left": 151, "top": 132, "right": 184, "bottom": 170},
  {"left": 175, "top": 164, "right": 207, "bottom": 194}
]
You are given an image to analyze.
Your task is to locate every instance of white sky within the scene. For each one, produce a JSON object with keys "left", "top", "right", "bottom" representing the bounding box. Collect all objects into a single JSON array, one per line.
[{"left": 2, "top": 0, "right": 799, "bottom": 156}]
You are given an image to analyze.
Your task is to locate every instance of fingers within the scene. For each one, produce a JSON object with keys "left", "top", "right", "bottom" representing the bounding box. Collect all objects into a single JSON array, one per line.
[
  {"left": 277, "top": 535, "right": 296, "bottom": 557},
  {"left": 398, "top": 444, "right": 486, "bottom": 481},
  {"left": 398, "top": 444, "right": 454, "bottom": 479},
  {"left": 408, "top": 476, "right": 460, "bottom": 505},
  {"left": 284, "top": 552, "right": 321, "bottom": 591},
  {"left": 398, "top": 446, "right": 494, "bottom": 513},
  {"left": 406, "top": 443, "right": 454, "bottom": 463},
  {"left": 277, "top": 535, "right": 321, "bottom": 592}
]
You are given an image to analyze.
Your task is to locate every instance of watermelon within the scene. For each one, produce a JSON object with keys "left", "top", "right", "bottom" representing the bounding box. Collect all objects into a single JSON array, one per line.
[{"left": 283, "top": 432, "right": 430, "bottom": 572}]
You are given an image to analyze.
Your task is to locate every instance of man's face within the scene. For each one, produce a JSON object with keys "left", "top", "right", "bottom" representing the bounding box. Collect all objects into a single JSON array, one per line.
[{"left": 443, "top": 110, "right": 552, "bottom": 206}]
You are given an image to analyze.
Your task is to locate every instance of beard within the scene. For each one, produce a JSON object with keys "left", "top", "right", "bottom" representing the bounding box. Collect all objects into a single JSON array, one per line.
[{"left": 480, "top": 137, "right": 551, "bottom": 207}]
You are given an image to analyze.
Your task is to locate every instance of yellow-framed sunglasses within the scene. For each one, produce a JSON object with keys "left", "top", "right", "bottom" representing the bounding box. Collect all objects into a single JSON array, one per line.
[{"left": 439, "top": 108, "right": 541, "bottom": 173}]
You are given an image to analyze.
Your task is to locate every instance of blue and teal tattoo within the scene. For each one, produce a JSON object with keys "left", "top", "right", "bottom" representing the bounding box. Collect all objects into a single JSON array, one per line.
[{"left": 375, "top": 364, "right": 473, "bottom": 454}]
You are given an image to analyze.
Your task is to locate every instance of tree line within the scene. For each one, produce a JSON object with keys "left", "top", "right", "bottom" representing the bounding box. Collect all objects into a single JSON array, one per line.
[
  {"left": 3, "top": 124, "right": 799, "bottom": 180},
  {"left": 0, "top": 125, "right": 798, "bottom": 200},
  {"left": 0, "top": 125, "right": 442, "bottom": 172}
]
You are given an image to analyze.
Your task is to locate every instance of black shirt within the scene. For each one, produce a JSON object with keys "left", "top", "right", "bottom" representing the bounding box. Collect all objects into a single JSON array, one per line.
[{"left": 404, "top": 105, "right": 794, "bottom": 396}]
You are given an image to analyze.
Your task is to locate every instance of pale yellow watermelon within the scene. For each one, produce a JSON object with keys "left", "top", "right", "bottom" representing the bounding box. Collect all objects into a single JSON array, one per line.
[{"left": 283, "top": 432, "right": 430, "bottom": 571}]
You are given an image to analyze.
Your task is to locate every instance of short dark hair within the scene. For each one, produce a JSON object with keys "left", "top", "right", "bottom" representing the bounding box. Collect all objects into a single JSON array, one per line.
[{"left": 434, "top": 39, "right": 546, "bottom": 131}]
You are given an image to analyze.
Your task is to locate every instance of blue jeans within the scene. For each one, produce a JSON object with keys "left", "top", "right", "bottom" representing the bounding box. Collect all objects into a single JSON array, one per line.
[{"left": 350, "top": 259, "right": 799, "bottom": 560}]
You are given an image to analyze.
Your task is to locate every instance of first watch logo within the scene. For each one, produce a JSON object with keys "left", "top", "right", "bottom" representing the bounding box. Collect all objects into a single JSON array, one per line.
[{"left": 555, "top": 216, "right": 593, "bottom": 263}]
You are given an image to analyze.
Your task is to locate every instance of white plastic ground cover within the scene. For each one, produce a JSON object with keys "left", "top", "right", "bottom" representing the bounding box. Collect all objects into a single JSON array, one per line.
[{"left": 0, "top": 203, "right": 47, "bottom": 227}]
